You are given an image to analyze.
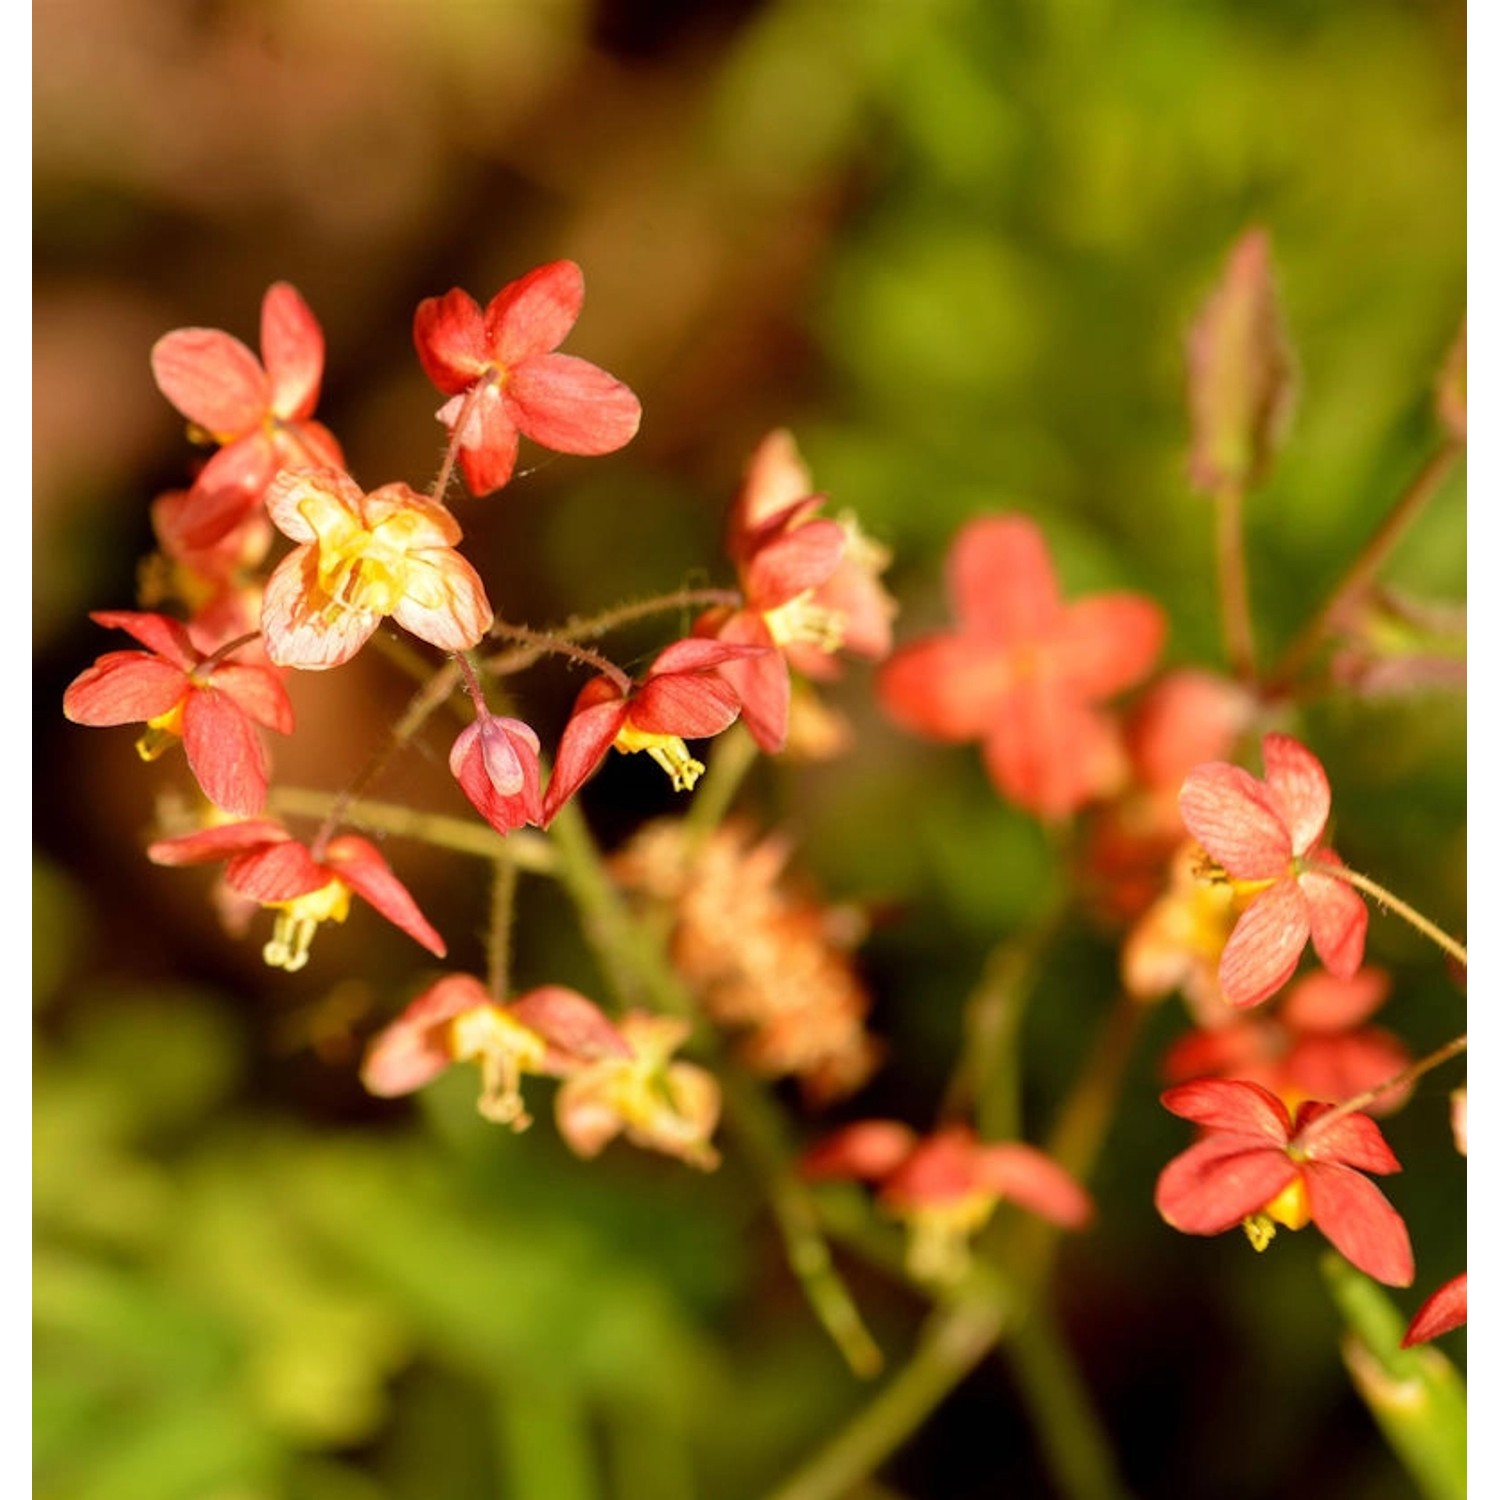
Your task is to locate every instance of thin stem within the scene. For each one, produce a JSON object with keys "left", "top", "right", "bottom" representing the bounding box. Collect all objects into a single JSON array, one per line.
[
  {"left": 1213, "top": 480, "right": 1257, "bottom": 684},
  {"left": 1268, "top": 438, "right": 1463, "bottom": 694},
  {"left": 683, "top": 722, "right": 760, "bottom": 846},
  {"left": 1323, "top": 865, "right": 1467, "bottom": 968},
  {"left": 430, "top": 383, "right": 485, "bottom": 504},
  {"left": 1298, "top": 1032, "right": 1467, "bottom": 1146},
  {"left": 487, "top": 620, "right": 633, "bottom": 695},
  {"left": 487, "top": 855, "right": 519, "bottom": 1002},
  {"left": 198, "top": 630, "right": 262, "bottom": 672}
]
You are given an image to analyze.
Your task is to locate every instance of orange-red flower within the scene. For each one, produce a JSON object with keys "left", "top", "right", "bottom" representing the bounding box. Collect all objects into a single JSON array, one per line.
[
  {"left": 361, "top": 973, "right": 630, "bottom": 1129},
  {"left": 413, "top": 261, "right": 642, "bottom": 496},
  {"left": 450, "top": 715, "right": 544, "bottom": 836},
  {"left": 878, "top": 514, "right": 1164, "bottom": 819},
  {"left": 63, "top": 611, "right": 293, "bottom": 815},
  {"left": 803, "top": 1121, "right": 1092, "bottom": 1281},
  {"left": 147, "top": 818, "right": 446, "bottom": 972},
  {"left": 1155, "top": 1077, "right": 1413, "bottom": 1286},
  {"left": 150, "top": 282, "right": 345, "bottom": 547},
  {"left": 1402, "top": 1272, "right": 1467, "bottom": 1347},
  {"left": 259, "top": 468, "right": 492, "bottom": 670},
  {"left": 1179, "top": 733, "right": 1367, "bottom": 1008}
]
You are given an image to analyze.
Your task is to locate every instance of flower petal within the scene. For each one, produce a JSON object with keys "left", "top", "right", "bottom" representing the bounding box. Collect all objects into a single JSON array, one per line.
[
  {"left": 543, "top": 696, "right": 627, "bottom": 824},
  {"left": 63, "top": 653, "right": 188, "bottom": 726},
  {"left": 180, "top": 687, "right": 270, "bottom": 816},
  {"left": 980, "top": 684, "right": 1123, "bottom": 819},
  {"left": 1050, "top": 594, "right": 1166, "bottom": 699},
  {"left": 1161, "top": 1078, "right": 1293, "bottom": 1138},
  {"left": 1155, "top": 1134, "right": 1298, "bottom": 1234},
  {"left": 1179, "top": 762, "right": 1292, "bottom": 878},
  {"left": 361, "top": 973, "right": 491, "bottom": 1097},
  {"left": 1218, "top": 879, "right": 1310, "bottom": 1008},
  {"left": 946, "top": 514, "right": 1061, "bottom": 642},
  {"left": 413, "top": 288, "right": 490, "bottom": 393},
  {"left": 975, "top": 1144, "right": 1094, "bottom": 1228},
  {"left": 1261, "top": 734, "right": 1332, "bottom": 856},
  {"left": 629, "top": 669, "right": 741, "bottom": 739},
  {"left": 801, "top": 1120, "right": 918, "bottom": 1182},
  {"left": 146, "top": 819, "right": 288, "bottom": 866},
  {"left": 1280, "top": 968, "right": 1390, "bottom": 1033},
  {"left": 260, "top": 282, "right": 325, "bottom": 420},
  {"left": 151, "top": 327, "right": 268, "bottom": 435},
  {"left": 261, "top": 547, "right": 381, "bottom": 671},
  {"left": 1402, "top": 1273, "right": 1468, "bottom": 1346},
  {"left": 505, "top": 986, "right": 632, "bottom": 1072},
  {"left": 505, "top": 353, "right": 642, "bottom": 456},
  {"left": 877, "top": 634, "right": 1013, "bottom": 741},
  {"left": 1293, "top": 1103, "right": 1403, "bottom": 1175},
  {"left": 1304, "top": 1162, "right": 1414, "bottom": 1286},
  {"left": 210, "top": 662, "right": 296, "bottom": 735},
  {"left": 1300, "top": 867, "right": 1368, "bottom": 980},
  {"left": 391, "top": 553, "right": 493, "bottom": 653},
  {"left": 487, "top": 260, "right": 585, "bottom": 364},
  {"left": 324, "top": 836, "right": 447, "bottom": 957}
]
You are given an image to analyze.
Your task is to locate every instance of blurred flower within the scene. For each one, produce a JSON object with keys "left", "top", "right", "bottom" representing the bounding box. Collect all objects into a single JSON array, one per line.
[
  {"left": 1402, "top": 1272, "right": 1467, "bottom": 1347},
  {"left": 555, "top": 1012, "right": 721, "bottom": 1169},
  {"left": 150, "top": 281, "right": 345, "bottom": 547},
  {"left": 1155, "top": 1078, "right": 1413, "bottom": 1287},
  {"left": 1179, "top": 733, "right": 1367, "bottom": 1008},
  {"left": 147, "top": 817, "right": 446, "bottom": 971},
  {"left": 803, "top": 1121, "right": 1092, "bottom": 1283},
  {"left": 542, "top": 638, "right": 758, "bottom": 819},
  {"left": 63, "top": 610, "right": 293, "bottom": 816},
  {"left": 878, "top": 514, "right": 1164, "bottom": 820},
  {"left": 362, "top": 973, "right": 630, "bottom": 1130},
  {"left": 450, "top": 714, "right": 543, "bottom": 836},
  {"left": 1161, "top": 968, "right": 1412, "bottom": 1117},
  {"left": 413, "top": 261, "right": 642, "bottom": 496},
  {"left": 259, "top": 467, "right": 492, "bottom": 670}
]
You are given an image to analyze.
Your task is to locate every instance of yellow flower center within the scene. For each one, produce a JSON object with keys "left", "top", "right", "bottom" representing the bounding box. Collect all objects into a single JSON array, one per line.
[
  {"left": 612, "top": 723, "right": 705, "bottom": 792},
  {"left": 448, "top": 1005, "right": 548, "bottom": 1129},
  {"left": 136, "top": 699, "right": 187, "bottom": 761},
  {"left": 903, "top": 1193, "right": 996, "bottom": 1284},
  {"left": 262, "top": 878, "right": 352, "bottom": 973},
  {"left": 1241, "top": 1176, "right": 1310, "bottom": 1252},
  {"left": 302, "top": 501, "right": 435, "bottom": 620},
  {"left": 763, "top": 591, "right": 845, "bottom": 653}
]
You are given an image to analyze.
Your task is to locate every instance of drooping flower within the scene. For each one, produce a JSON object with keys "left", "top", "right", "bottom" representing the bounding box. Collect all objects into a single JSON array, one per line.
[
  {"left": 150, "top": 282, "right": 345, "bottom": 546},
  {"left": 361, "top": 973, "right": 630, "bottom": 1130},
  {"left": 412, "top": 261, "right": 642, "bottom": 496},
  {"left": 147, "top": 818, "right": 446, "bottom": 972},
  {"left": 63, "top": 611, "right": 293, "bottom": 816},
  {"left": 1402, "top": 1272, "right": 1467, "bottom": 1347},
  {"left": 1178, "top": 733, "right": 1367, "bottom": 1008},
  {"left": 541, "top": 638, "right": 759, "bottom": 821},
  {"left": 555, "top": 1011, "right": 722, "bottom": 1169},
  {"left": 803, "top": 1121, "right": 1093, "bottom": 1282},
  {"left": 1155, "top": 1077, "right": 1413, "bottom": 1286},
  {"left": 259, "top": 467, "right": 492, "bottom": 670},
  {"left": 449, "top": 714, "right": 544, "bottom": 836},
  {"left": 878, "top": 514, "right": 1165, "bottom": 819},
  {"left": 1161, "top": 968, "right": 1412, "bottom": 1117}
]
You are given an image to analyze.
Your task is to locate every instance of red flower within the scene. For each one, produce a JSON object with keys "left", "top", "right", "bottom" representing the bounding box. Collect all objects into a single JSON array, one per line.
[
  {"left": 877, "top": 514, "right": 1164, "bottom": 819},
  {"left": 1155, "top": 1078, "right": 1413, "bottom": 1286},
  {"left": 1402, "top": 1272, "right": 1467, "bottom": 1347},
  {"left": 150, "top": 282, "right": 345, "bottom": 546},
  {"left": 259, "top": 468, "right": 493, "bottom": 670},
  {"left": 541, "top": 638, "right": 758, "bottom": 821},
  {"left": 147, "top": 818, "right": 446, "bottom": 972},
  {"left": 1162, "top": 968, "right": 1412, "bottom": 1116},
  {"left": 1179, "top": 733, "right": 1368, "bottom": 1008},
  {"left": 413, "top": 261, "right": 641, "bottom": 496},
  {"left": 63, "top": 611, "right": 293, "bottom": 816},
  {"left": 803, "top": 1121, "right": 1092, "bottom": 1281},
  {"left": 450, "top": 715, "right": 544, "bottom": 836},
  {"left": 361, "top": 973, "right": 630, "bottom": 1129}
]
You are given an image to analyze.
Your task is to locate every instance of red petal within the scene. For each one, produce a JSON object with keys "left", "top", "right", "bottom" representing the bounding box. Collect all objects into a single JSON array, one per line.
[
  {"left": 505, "top": 986, "right": 632, "bottom": 1071},
  {"left": 210, "top": 662, "right": 295, "bottom": 735},
  {"left": 1161, "top": 1077, "right": 1292, "bottom": 1138},
  {"left": 486, "top": 260, "right": 584, "bottom": 365},
  {"left": 146, "top": 819, "right": 288, "bottom": 867},
  {"left": 947, "top": 514, "right": 1061, "bottom": 641},
  {"left": 980, "top": 684, "right": 1121, "bottom": 819},
  {"left": 1179, "top": 762, "right": 1292, "bottom": 878},
  {"left": 741, "top": 515, "right": 846, "bottom": 609},
  {"left": 877, "top": 634, "right": 1013, "bottom": 741},
  {"left": 1402, "top": 1273, "right": 1468, "bottom": 1346},
  {"left": 361, "top": 974, "right": 490, "bottom": 1097},
  {"left": 505, "top": 353, "right": 642, "bottom": 455},
  {"left": 543, "top": 697, "right": 627, "bottom": 823},
  {"left": 260, "top": 282, "right": 324, "bottom": 420},
  {"left": 1280, "top": 968, "right": 1390, "bottom": 1033},
  {"left": 324, "top": 836, "right": 447, "bottom": 957},
  {"left": 87, "top": 610, "right": 199, "bottom": 667},
  {"left": 1050, "top": 594, "right": 1165, "bottom": 699},
  {"left": 226, "top": 838, "right": 329, "bottom": 901},
  {"left": 1300, "top": 868, "right": 1368, "bottom": 979},
  {"left": 975, "top": 1143, "right": 1094, "bottom": 1228},
  {"left": 800, "top": 1120, "right": 918, "bottom": 1182},
  {"left": 442, "top": 392, "right": 519, "bottom": 496},
  {"left": 1218, "top": 880, "right": 1309, "bottom": 1008},
  {"left": 629, "top": 671, "right": 741, "bottom": 739},
  {"left": 1304, "top": 1162, "right": 1414, "bottom": 1286},
  {"left": 1261, "top": 734, "right": 1331, "bottom": 856},
  {"left": 151, "top": 327, "right": 268, "bottom": 435},
  {"left": 181, "top": 688, "right": 270, "bottom": 816},
  {"left": 650, "top": 636, "right": 769, "bottom": 677},
  {"left": 413, "top": 288, "right": 490, "bottom": 393},
  {"left": 1282, "top": 1031, "right": 1413, "bottom": 1117},
  {"left": 1155, "top": 1134, "right": 1298, "bottom": 1233},
  {"left": 450, "top": 720, "right": 543, "bottom": 836},
  {"left": 715, "top": 627, "right": 790, "bottom": 754},
  {"left": 63, "top": 654, "right": 188, "bottom": 726},
  {"left": 1293, "top": 1104, "right": 1403, "bottom": 1175}
]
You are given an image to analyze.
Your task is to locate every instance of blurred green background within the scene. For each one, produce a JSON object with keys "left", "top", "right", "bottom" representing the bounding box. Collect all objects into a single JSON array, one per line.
[{"left": 34, "top": 2, "right": 1465, "bottom": 1497}]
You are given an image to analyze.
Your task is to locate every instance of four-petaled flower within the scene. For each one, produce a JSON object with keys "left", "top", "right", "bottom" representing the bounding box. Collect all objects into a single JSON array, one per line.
[
  {"left": 542, "top": 638, "right": 759, "bottom": 821},
  {"left": 877, "top": 514, "right": 1165, "bottom": 819},
  {"left": 63, "top": 611, "right": 293, "bottom": 816},
  {"left": 361, "top": 973, "right": 631, "bottom": 1130},
  {"left": 802, "top": 1121, "right": 1093, "bottom": 1282},
  {"left": 151, "top": 282, "right": 345, "bottom": 547},
  {"left": 1179, "top": 733, "right": 1367, "bottom": 1008},
  {"left": 147, "top": 818, "right": 446, "bottom": 972},
  {"left": 450, "top": 714, "right": 544, "bottom": 836},
  {"left": 1155, "top": 1077, "right": 1413, "bottom": 1286},
  {"left": 555, "top": 1012, "right": 722, "bottom": 1169},
  {"left": 259, "top": 467, "right": 493, "bottom": 670},
  {"left": 413, "top": 261, "right": 642, "bottom": 497}
]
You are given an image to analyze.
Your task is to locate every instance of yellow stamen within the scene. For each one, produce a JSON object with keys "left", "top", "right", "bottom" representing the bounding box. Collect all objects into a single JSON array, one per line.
[
  {"left": 612, "top": 722, "right": 705, "bottom": 792},
  {"left": 262, "top": 879, "right": 352, "bottom": 973},
  {"left": 135, "top": 700, "right": 186, "bottom": 762},
  {"left": 763, "top": 591, "right": 845, "bottom": 653},
  {"left": 448, "top": 1006, "right": 549, "bottom": 1129}
]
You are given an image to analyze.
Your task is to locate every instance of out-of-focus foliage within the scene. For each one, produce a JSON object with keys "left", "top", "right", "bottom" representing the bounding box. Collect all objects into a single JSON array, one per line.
[{"left": 35, "top": 1, "right": 1463, "bottom": 1497}]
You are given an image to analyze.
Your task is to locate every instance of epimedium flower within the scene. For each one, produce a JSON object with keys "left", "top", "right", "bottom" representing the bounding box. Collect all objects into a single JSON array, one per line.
[
  {"left": 877, "top": 514, "right": 1165, "bottom": 820},
  {"left": 63, "top": 610, "right": 293, "bottom": 816},
  {"left": 1161, "top": 967, "right": 1412, "bottom": 1117},
  {"left": 147, "top": 818, "right": 446, "bottom": 972},
  {"left": 259, "top": 467, "right": 493, "bottom": 670},
  {"left": 361, "top": 973, "right": 631, "bottom": 1130},
  {"left": 1178, "top": 732, "right": 1368, "bottom": 1008},
  {"left": 412, "top": 260, "right": 642, "bottom": 497},
  {"left": 1402, "top": 1272, "right": 1467, "bottom": 1347},
  {"left": 1155, "top": 1077, "right": 1413, "bottom": 1287},
  {"left": 450, "top": 714, "right": 544, "bottom": 836},
  {"left": 541, "top": 638, "right": 761, "bottom": 821},
  {"left": 150, "top": 282, "right": 345, "bottom": 547},
  {"left": 802, "top": 1121, "right": 1093, "bottom": 1283},
  {"left": 555, "top": 1011, "right": 722, "bottom": 1169}
]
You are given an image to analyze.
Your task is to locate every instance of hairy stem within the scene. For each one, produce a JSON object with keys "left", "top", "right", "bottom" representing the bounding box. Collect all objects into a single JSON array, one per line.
[
  {"left": 1324, "top": 865, "right": 1467, "bottom": 968},
  {"left": 487, "top": 854, "right": 518, "bottom": 1002},
  {"left": 1298, "top": 1032, "right": 1467, "bottom": 1145}
]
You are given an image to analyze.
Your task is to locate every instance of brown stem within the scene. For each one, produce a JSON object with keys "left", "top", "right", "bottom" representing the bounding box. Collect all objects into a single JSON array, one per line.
[
  {"left": 486, "top": 620, "right": 633, "bottom": 695},
  {"left": 1322, "top": 865, "right": 1467, "bottom": 968},
  {"left": 429, "top": 383, "right": 485, "bottom": 504},
  {"left": 1297, "top": 1033, "right": 1467, "bottom": 1146},
  {"left": 1213, "top": 480, "right": 1257, "bottom": 684}
]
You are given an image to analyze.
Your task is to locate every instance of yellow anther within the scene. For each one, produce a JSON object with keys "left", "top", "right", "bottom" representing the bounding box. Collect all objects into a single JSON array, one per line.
[
  {"left": 613, "top": 723, "right": 706, "bottom": 792},
  {"left": 261, "top": 880, "right": 352, "bottom": 973}
]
